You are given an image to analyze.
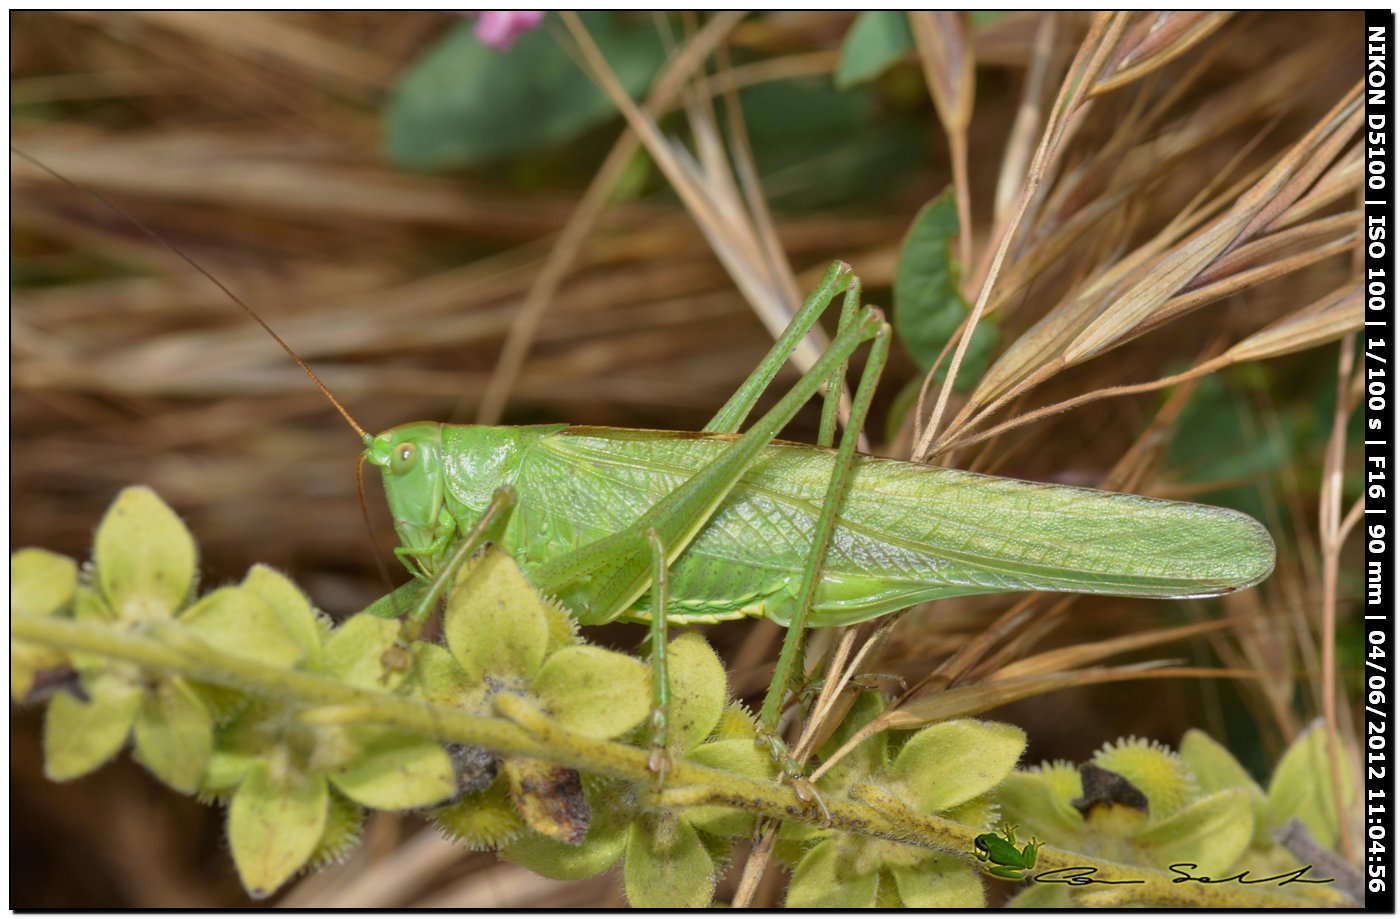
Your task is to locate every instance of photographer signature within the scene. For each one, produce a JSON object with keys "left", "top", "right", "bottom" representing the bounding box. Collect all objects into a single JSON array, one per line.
[{"left": 1029, "top": 863, "right": 1335, "bottom": 887}]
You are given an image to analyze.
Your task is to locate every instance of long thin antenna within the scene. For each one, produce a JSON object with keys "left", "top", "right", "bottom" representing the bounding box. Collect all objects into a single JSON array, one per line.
[{"left": 12, "top": 146, "right": 369, "bottom": 441}]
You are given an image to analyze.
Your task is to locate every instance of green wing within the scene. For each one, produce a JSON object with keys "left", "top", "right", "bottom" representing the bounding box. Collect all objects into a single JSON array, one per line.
[{"left": 507, "top": 428, "right": 1276, "bottom": 626}]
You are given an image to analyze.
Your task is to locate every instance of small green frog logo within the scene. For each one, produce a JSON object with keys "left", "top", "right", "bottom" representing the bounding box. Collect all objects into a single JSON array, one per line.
[{"left": 973, "top": 823, "right": 1040, "bottom": 880}]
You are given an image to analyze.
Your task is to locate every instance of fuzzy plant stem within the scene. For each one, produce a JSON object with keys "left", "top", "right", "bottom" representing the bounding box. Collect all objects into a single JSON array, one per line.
[{"left": 12, "top": 613, "right": 1350, "bottom": 909}]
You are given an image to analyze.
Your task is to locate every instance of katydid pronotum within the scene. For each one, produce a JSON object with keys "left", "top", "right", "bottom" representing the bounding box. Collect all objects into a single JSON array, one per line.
[{"left": 17, "top": 151, "right": 1276, "bottom": 804}]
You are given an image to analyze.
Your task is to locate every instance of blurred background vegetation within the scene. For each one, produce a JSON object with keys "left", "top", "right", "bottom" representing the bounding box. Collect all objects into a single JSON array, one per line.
[{"left": 11, "top": 11, "right": 1364, "bottom": 907}]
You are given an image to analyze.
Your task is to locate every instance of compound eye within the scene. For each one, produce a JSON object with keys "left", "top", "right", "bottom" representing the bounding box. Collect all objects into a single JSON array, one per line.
[{"left": 390, "top": 442, "right": 418, "bottom": 476}]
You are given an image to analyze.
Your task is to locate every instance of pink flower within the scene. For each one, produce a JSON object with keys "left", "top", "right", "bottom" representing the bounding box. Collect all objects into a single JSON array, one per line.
[{"left": 460, "top": 11, "right": 545, "bottom": 51}]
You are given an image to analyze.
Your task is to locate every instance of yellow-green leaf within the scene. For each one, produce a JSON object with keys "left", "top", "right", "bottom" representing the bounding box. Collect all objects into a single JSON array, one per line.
[
  {"left": 446, "top": 547, "right": 548, "bottom": 684},
  {"left": 12, "top": 547, "right": 78, "bottom": 616},
  {"left": 994, "top": 767, "right": 1086, "bottom": 845},
  {"left": 322, "top": 613, "right": 403, "bottom": 690},
  {"left": 1133, "top": 788, "right": 1253, "bottom": 875},
  {"left": 410, "top": 641, "right": 482, "bottom": 709},
  {"left": 308, "top": 788, "right": 365, "bottom": 870},
  {"left": 434, "top": 780, "right": 525, "bottom": 851},
  {"left": 241, "top": 565, "right": 325, "bottom": 671},
  {"left": 10, "top": 642, "right": 69, "bottom": 703},
  {"left": 501, "top": 794, "right": 627, "bottom": 880},
  {"left": 1268, "top": 720, "right": 1356, "bottom": 848},
  {"left": 533, "top": 645, "right": 649, "bottom": 740},
  {"left": 328, "top": 727, "right": 455, "bottom": 811},
  {"left": 228, "top": 765, "right": 329, "bottom": 898},
  {"left": 133, "top": 676, "right": 213, "bottom": 793},
  {"left": 787, "top": 837, "right": 879, "bottom": 908},
  {"left": 891, "top": 854, "right": 985, "bottom": 908},
  {"left": 94, "top": 486, "right": 196, "bottom": 623},
  {"left": 180, "top": 586, "right": 304, "bottom": 670},
  {"left": 10, "top": 551, "right": 73, "bottom": 698},
  {"left": 624, "top": 816, "right": 716, "bottom": 909},
  {"left": 43, "top": 672, "right": 140, "bottom": 781},
  {"left": 663, "top": 633, "right": 728, "bottom": 753},
  {"left": 1180, "top": 729, "right": 1271, "bottom": 849},
  {"left": 890, "top": 719, "right": 1026, "bottom": 813}
]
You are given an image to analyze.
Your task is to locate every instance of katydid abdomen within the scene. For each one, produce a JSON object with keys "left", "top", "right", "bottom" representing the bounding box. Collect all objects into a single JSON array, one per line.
[{"left": 390, "top": 422, "right": 1276, "bottom": 629}]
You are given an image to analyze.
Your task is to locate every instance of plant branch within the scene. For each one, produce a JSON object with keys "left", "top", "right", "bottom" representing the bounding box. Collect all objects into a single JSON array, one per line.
[{"left": 13, "top": 612, "right": 1349, "bottom": 908}]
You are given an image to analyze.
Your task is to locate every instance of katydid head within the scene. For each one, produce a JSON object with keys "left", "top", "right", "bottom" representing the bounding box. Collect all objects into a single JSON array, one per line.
[{"left": 365, "top": 422, "right": 449, "bottom": 576}]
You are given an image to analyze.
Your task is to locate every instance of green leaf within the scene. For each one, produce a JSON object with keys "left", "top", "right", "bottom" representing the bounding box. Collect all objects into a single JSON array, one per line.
[
  {"left": 891, "top": 854, "right": 986, "bottom": 908},
  {"left": 180, "top": 586, "right": 304, "bottom": 670},
  {"left": 446, "top": 547, "right": 548, "bottom": 685},
  {"left": 739, "top": 78, "right": 920, "bottom": 210},
  {"left": 328, "top": 727, "right": 456, "bottom": 811},
  {"left": 994, "top": 767, "right": 1086, "bottom": 845},
  {"left": 1009, "top": 883, "right": 1072, "bottom": 908},
  {"left": 532, "top": 645, "right": 649, "bottom": 740},
  {"left": 624, "top": 816, "right": 716, "bottom": 909},
  {"left": 43, "top": 672, "right": 141, "bottom": 781},
  {"left": 10, "top": 549, "right": 75, "bottom": 700},
  {"left": 71, "top": 584, "right": 114, "bottom": 626},
  {"left": 893, "top": 190, "right": 997, "bottom": 388},
  {"left": 786, "top": 837, "right": 879, "bottom": 909},
  {"left": 942, "top": 788, "right": 999, "bottom": 834},
  {"left": 434, "top": 779, "right": 525, "bottom": 851},
  {"left": 410, "top": 641, "right": 483, "bottom": 710},
  {"left": 10, "top": 641, "right": 68, "bottom": 703},
  {"left": 889, "top": 719, "right": 1026, "bottom": 813},
  {"left": 663, "top": 632, "right": 728, "bottom": 753},
  {"left": 308, "top": 788, "right": 365, "bottom": 870},
  {"left": 1180, "top": 729, "right": 1271, "bottom": 849},
  {"left": 11, "top": 547, "right": 78, "bottom": 616},
  {"left": 322, "top": 613, "right": 404, "bottom": 690},
  {"left": 93, "top": 486, "right": 197, "bottom": 623},
  {"left": 385, "top": 12, "right": 666, "bottom": 169},
  {"left": 241, "top": 565, "right": 325, "bottom": 671},
  {"left": 203, "top": 745, "right": 261, "bottom": 796},
  {"left": 1132, "top": 788, "right": 1253, "bottom": 876},
  {"left": 1268, "top": 720, "right": 1356, "bottom": 848},
  {"left": 835, "top": 11, "right": 914, "bottom": 89},
  {"left": 501, "top": 791, "right": 627, "bottom": 879},
  {"left": 713, "top": 700, "right": 759, "bottom": 741},
  {"left": 228, "top": 765, "right": 329, "bottom": 898},
  {"left": 133, "top": 676, "right": 214, "bottom": 793}
]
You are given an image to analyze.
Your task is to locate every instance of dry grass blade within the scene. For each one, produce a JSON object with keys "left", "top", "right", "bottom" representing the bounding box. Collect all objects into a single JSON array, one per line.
[
  {"left": 993, "top": 618, "right": 1230, "bottom": 679},
  {"left": 951, "top": 278, "right": 1358, "bottom": 453},
  {"left": 559, "top": 12, "right": 834, "bottom": 381},
  {"left": 914, "top": 11, "right": 1128, "bottom": 457},
  {"left": 11, "top": 132, "right": 588, "bottom": 236},
  {"left": 1090, "top": 12, "right": 1232, "bottom": 97},
  {"left": 879, "top": 664, "right": 1268, "bottom": 729},
  {"left": 1059, "top": 89, "right": 1359, "bottom": 365},
  {"left": 128, "top": 11, "right": 396, "bottom": 97},
  {"left": 987, "top": 12, "right": 1057, "bottom": 270},
  {"left": 932, "top": 81, "right": 1362, "bottom": 456},
  {"left": 1318, "top": 333, "right": 1361, "bottom": 861},
  {"left": 474, "top": 12, "right": 745, "bottom": 425},
  {"left": 909, "top": 11, "right": 975, "bottom": 274}
]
